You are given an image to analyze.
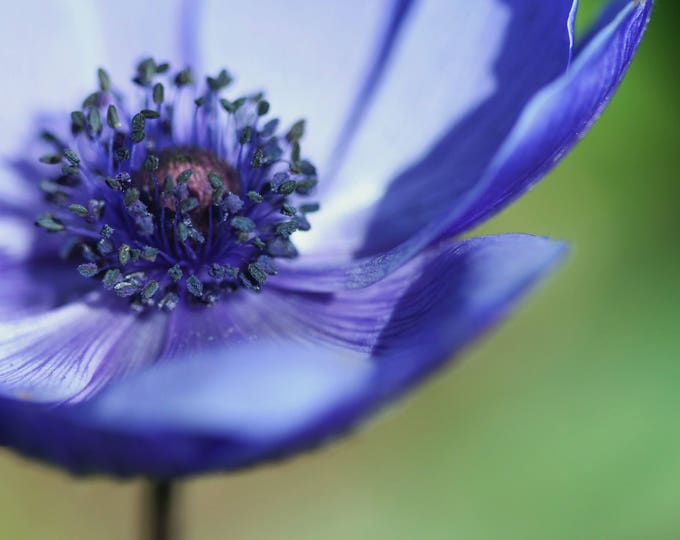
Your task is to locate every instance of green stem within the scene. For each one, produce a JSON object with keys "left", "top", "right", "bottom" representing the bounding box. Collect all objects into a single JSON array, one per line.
[{"left": 148, "top": 480, "right": 177, "bottom": 540}]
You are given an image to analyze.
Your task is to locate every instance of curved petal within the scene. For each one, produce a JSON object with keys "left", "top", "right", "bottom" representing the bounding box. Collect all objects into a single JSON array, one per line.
[
  {"left": 304, "top": 0, "right": 575, "bottom": 256},
  {"left": 0, "top": 1, "right": 103, "bottom": 155},
  {"left": 0, "top": 341, "right": 373, "bottom": 477},
  {"left": 356, "top": 0, "right": 652, "bottom": 255},
  {"left": 85, "top": 342, "right": 372, "bottom": 444},
  {"left": 0, "top": 0, "right": 203, "bottom": 146},
  {"left": 0, "top": 1, "right": 203, "bottom": 227},
  {"left": 0, "top": 191, "right": 94, "bottom": 320},
  {"left": 95, "top": 0, "right": 202, "bottom": 83},
  {"left": 157, "top": 292, "right": 289, "bottom": 362},
  {"left": 0, "top": 299, "right": 167, "bottom": 403},
  {"left": 0, "top": 254, "right": 91, "bottom": 319},
  {"left": 0, "top": 234, "right": 564, "bottom": 476},
  {"left": 195, "top": 0, "right": 396, "bottom": 169},
  {"left": 370, "top": 235, "right": 566, "bottom": 393},
  {"left": 438, "top": 0, "right": 653, "bottom": 239},
  {"left": 323, "top": 0, "right": 416, "bottom": 186}
]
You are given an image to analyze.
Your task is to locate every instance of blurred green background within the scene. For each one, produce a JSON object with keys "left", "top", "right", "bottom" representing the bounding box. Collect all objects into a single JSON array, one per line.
[{"left": 1, "top": 1, "right": 678, "bottom": 539}]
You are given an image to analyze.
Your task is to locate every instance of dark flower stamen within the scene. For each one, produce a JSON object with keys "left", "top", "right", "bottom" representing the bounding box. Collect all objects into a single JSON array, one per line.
[{"left": 34, "top": 58, "right": 319, "bottom": 311}]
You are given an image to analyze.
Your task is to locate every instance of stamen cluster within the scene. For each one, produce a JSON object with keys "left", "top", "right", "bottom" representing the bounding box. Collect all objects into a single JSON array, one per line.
[{"left": 35, "top": 59, "right": 319, "bottom": 311}]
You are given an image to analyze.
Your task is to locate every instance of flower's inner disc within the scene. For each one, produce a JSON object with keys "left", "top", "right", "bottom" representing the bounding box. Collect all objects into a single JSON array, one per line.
[
  {"left": 34, "top": 60, "right": 320, "bottom": 312},
  {"left": 136, "top": 147, "right": 239, "bottom": 209}
]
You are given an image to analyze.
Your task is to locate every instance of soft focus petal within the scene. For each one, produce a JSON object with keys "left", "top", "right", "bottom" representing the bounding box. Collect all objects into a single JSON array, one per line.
[
  {"left": 0, "top": 342, "right": 373, "bottom": 476},
  {"left": 272, "top": 234, "right": 566, "bottom": 465},
  {"left": 0, "top": 234, "right": 563, "bottom": 476},
  {"left": 158, "top": 294, "right": 285, "bottom": 362},
  {"left": 95, "top": 0, "right": 201, "bottom": 83},
  {"left": 0, "top": 217, "right": 42, "bottom": 262},
  {"left": 324, "top": 0, "right": 416, "bottom": 184},
  {"left": 0, "top": 1, "right": 103, "bottom": 154},
  {"left": 0, "top": 2, "right": 199, "bottom": 236},
  {"left": 440, "top": 0, "right": 653, "bottom": 238},
  {"left": 0, "top": 300, "right": 166, "bottom": 403},
  {"left": 0, "top": 0, "right": 201, "bottom": 151},
  {"left": 0, "top": 157, "right": 77, "bottom": 262},
  {"left": 0, "top": 1, "right": 102, "bottom": 209},
  {"left": 356, "top": 0, "right": 651, "bottom": 254},
  {"left": 196, "top": 0, "right": 395, "bottom": 169},
  {"left": 0, "top": 255, "right": 90, "bottom": 319},
  {"left": 370, "top": 235, "right": 566, "bottom": 393},
  {"left": 304, "top": 0, "right": 575, "bottom": 256},
  {"left": 86, "top": 342, "right": 372, "bottom": 444}
]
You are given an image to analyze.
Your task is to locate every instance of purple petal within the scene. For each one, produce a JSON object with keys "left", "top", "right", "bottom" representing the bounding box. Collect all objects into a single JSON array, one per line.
[
  {"left": 94, "top": 1, "right": 201, "bottom": 83},
  {"left": 195, "top": 0, "right": 399, "bottom": 170},
  {"left": 0, "top": 342, "right": 373, "bottom": 476},
  {"left": 0, "top": 234, "right": 563, "bottom": 476},
  {"left": 308, "top": 0, "right": 575, "bottom": 257},
  {"left": 158, "top": 294, "right": 279, "bottom": 362},
  {"left": 0, "top": 254, "right": 89, "bottom": 319},
  {"left": 323, "top": 0, "right": 416, "bottom": 185},
  {"left": 260, "top": 234, "right": 566, "bottom": 466},
  {"left": 355, "top": 0, "right": 651, "bottom": 254},
  {"left": 0, "top": 300, "right": 167, "bottom": 403},
  {"left": 0, "top": 2, "right": 102, "bottom": 154},
  {"left": 441, "top": 0, "right": 653, "bottom": 238},
  {"left": 86, "top": 342, "right": 372, "bottom": 444},
  {"left": 0, "top": 1, "right": 201, "bottom": 229},
  {"left": 275, "top": 234, "right": 565, "bottom": 352},
  {"left": 370, "top": 235, "right": 566, "bottom": 393}
]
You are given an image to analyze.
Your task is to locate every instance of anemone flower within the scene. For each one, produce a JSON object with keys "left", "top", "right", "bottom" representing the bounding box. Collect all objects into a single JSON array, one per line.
[{"left": 0, "top": 0, "right": 651, "bottom": 537}]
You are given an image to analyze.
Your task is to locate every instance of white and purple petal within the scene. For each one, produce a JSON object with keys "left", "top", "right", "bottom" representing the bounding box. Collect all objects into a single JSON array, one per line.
[
  {"left": 95, "top": 0, "right": 202, "bottom": 84},
  {"left": 442, "top": 0, "right": 653, "bottom": 238},
  {"left": 352, "top": 0, "right": 651, "bottom": 256},
  {"left": 0, "top": 255, "right": 89, "bottom": 319},
  {"left": 285, "top": 0, "right": 652, "bottom": 291},
  {"left": 0, "top": 234, "right": 563, "bottom": 476},
  {"left": 0, "top": 299, "right": 167, "bottom": 403},
  {"left": 0, "top": 0, "right": 651, "bottom": 479},
  {"left": 304, "top": 0, "right": 576, "bottom": 256},
  {"left": 196, "top": 0, "right": 397, "bottom": 169}
]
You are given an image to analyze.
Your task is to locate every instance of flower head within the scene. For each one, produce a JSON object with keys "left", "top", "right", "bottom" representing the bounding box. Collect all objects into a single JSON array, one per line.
[
  {"left": 0, "top": 0, "right": 652, "bottom": 477},
  {"left": 35, "top": 59, "right": 319, "bottom": 311}
]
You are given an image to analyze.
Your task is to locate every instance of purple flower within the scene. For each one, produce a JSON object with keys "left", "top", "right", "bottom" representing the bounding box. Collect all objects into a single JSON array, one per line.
[{"left": 0, "top": 1, "right": 651, "bottom": 477}]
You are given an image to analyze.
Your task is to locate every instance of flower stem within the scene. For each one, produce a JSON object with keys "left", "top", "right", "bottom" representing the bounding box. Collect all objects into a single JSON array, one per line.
[{"left": 148, "top": 480, "right": 178, "bottom": 540}]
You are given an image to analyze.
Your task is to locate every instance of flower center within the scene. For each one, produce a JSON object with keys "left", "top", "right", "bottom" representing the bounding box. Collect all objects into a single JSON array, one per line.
[
  {"left": 133, "top": 146, "right": 239, "bottom": 227},
  {"left": 33, "top": 59, "right": 319, "bottom": 312}
]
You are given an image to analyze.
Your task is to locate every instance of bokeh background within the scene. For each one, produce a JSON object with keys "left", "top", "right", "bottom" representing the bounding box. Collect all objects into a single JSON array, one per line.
[{"left": 1, "top": 1, "right": 678, "bottom": 539}]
